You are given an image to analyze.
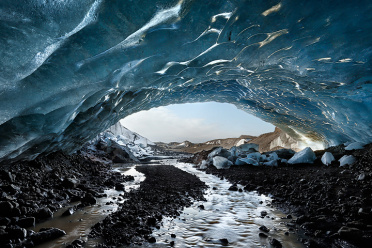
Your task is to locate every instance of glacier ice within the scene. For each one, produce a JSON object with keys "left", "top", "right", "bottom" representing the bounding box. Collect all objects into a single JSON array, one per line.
[
  {"left": 345, "top": 142, "right": 365, "bottom": 151},
  {"left": 321, "top": 152, "right": 335, "bottom": 166},
  {"left": 263, "top": 160, "right": 278, "bottom": 166},
  {"left": 238, "top": 144, "right": 259, "bottom": 152},
  {"left": 199, "top": 160, "right": 208, "bottom": 170},
  {"left": 94, "top": 122, "right": 154, "bottom": 158},
  {"left": 208, "top": 147, "right": 231, "bottom": 159},
  {"left": 0, "top": 0, "right": 372, "bottom": 162},
  {"left": 288, "top": 147, "right": 316, "bottom": 164},
  {"left": 339, "top": 155, "right": 356, "bottom": 167},
  {"left": 213, "top": 156, "right": 233, "bottom": 169},
  {"left": 235, "top": 157, "right": 259, "bottom": 166}
]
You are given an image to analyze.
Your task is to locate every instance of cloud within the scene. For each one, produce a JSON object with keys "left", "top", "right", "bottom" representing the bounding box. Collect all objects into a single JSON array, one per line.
[{"left": 121, "top": 107, "right": 224, "bottom": 143}]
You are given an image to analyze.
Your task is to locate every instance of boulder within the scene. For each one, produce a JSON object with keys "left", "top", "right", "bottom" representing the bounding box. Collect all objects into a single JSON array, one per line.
[
  {"left": 16, "top": 217, "right": 35, "bottom": 228},
  {"left": 82, "top": 193, "right": 97, "bottom": 205},
  {"left": 35, "top": 207, "right": 53, "bottom": 220},
  {"left": 63, "top": 178, "right": 80, "bottom": 188},
  {"left": 0, "top": 201, "right": 13, "bottom": 216},
  {"left": 31, "top": 228, "right": 66, "bottom": 245}
]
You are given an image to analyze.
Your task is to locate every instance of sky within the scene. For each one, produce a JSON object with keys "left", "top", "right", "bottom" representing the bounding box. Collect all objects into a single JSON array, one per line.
[{"left": 120, "top": 102, "right": 275, "bottom": 143}]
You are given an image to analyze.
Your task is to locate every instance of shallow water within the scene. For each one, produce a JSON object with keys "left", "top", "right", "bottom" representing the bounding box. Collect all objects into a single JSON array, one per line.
[
  {"left": 31, "top": 163, "right": 145, "bottom": 248},
  {"left": 143, "top": 159, "right": 305, "bottom": 248},
  {"left": 31, "top": 159, "right": 305, "bottom": 248}
]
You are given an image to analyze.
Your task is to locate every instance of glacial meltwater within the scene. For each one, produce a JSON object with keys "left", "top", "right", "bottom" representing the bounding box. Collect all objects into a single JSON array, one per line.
[
  {"left": 30, "top": 164, "right": 146, "bottom": 248},
  {"left": 30, "top": 159, "right": 305, "bottom": 247},
  {"left": 145, "top": 159, "right": 305, "bottom": 248}
]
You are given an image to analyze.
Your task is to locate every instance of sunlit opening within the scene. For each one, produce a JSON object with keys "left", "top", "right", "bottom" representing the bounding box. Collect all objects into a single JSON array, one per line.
[{"left": 120, "top": 102, "right": 275, "bottom": 143}]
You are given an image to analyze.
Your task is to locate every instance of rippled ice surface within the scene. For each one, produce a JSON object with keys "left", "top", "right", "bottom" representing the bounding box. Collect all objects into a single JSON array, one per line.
[{"left": 145, "top": 160, "right": 305, "bottom": 248}]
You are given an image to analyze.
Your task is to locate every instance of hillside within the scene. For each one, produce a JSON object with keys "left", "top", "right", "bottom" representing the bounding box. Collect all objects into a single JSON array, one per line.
[{"left": 158, "top": 128, "right": 300, "bottom": 154}]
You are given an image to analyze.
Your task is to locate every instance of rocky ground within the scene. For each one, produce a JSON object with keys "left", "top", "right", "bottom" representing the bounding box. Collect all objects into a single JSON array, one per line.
[
  {"left": 0, "top": 147, "right": 135, "bottom": 248},
  {"left": 0, "top": 142, "right": 207, "bottom": 248},
  {"left": 90, "top": 164, "right": 207, "bottom": 247},
  {"left": 187, "top": 144, "right": 372, "bottom": 248}
]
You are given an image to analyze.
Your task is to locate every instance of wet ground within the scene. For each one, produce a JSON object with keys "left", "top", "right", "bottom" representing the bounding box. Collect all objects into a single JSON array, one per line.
[
  {"left": 145, "top": 159, "right": 305, "bottom": 248},
  {"left": 31, "top": 164, "right": 145, "bottom": 248},
  {"left": 191, "top": 144, "right": 372, "bottom": 248}
]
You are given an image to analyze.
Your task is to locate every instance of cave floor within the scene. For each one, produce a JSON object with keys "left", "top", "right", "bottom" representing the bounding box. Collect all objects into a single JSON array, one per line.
[{"left": 199, "top": 144, "right": 372, "bottom": 248}]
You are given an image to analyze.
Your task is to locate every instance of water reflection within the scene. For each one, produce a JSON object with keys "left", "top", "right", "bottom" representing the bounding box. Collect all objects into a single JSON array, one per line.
[
  {"left": 31, "top": 163, "right": 145, "bottom": 248},
  {"left": 144, "top": 160, "right": 305, "bottom": 248}
]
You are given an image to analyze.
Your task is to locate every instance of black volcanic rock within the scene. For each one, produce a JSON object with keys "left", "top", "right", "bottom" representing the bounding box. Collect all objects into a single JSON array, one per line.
[
  {"left": 89, "top": 165, "right": 207, "bottom": 246},
  {"left": 31, "top": 228, "right": 66, "bottom": 245}
]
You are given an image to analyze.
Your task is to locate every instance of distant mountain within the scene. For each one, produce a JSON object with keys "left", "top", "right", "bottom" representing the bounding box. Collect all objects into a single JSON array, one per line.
[
  {"left": 157, "top": 128, "right": 299, "bottom": 154},
  {"left": 156, "top": 135, "right": 256, "bottom": 154},
  {"left": 248, "top": 127, "right": 299, "bottom": 152}
]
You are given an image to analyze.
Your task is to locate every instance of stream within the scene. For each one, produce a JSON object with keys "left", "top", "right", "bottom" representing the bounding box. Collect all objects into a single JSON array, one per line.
[
  {"left": 31, "top": 164, "right": 146, "bottom": 248},
  {"left": 31, "top": 159, "right": 305, "bottom": 248},
  {"left": 145, "top": 159, "right": 305, "bottom": 248}
]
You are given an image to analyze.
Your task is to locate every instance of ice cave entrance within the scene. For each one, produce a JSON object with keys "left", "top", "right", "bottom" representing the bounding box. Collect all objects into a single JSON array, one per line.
[{"left": 120, "top": 102, "right": 275, "bottom": 143}]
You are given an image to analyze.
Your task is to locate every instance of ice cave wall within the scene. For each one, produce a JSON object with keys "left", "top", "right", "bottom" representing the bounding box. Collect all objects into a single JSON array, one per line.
[{"left": 0, "top": 0, "right": 371, "bottom": 162}]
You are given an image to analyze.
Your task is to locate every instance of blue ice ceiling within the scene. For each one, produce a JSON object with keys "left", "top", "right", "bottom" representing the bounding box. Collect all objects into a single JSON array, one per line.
[{"left": 0, "top": 0, "right": 371, "bottom": 162}]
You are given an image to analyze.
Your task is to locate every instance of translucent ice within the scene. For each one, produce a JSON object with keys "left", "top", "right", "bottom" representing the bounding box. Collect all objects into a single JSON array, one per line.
[
  {"left": 345, "top": 142, "right": 365, "bottom": 151},
  {"left": 321, "top": 152, "right": 335, "bottom": 166},
  {"left": 0, "top": 0, "right": 371, "bottom": 162},
  {"left": 213, "top": 156, "right": 233, "bottom": 169},
  {"left": 238, "top": 144, "right": 259, "bottom": 153},
  {"left": 263, "top": 160, "right": 278, "bottom": 166},
  {"left": 208, "top": 147, "right": 231, "bottom": 159},
  {"left": 339, "top": 155, "right": 356, "bottom": 167},
  {"left": 288, "top": 147, "right": 316, "bottom": 164},
  {"left": 235, "top": 157, "right": 259, "bottom": 166}
]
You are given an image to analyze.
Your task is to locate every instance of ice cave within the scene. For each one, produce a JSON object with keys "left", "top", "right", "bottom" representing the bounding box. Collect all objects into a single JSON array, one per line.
[{"left": 0, "top": 0, "right": 371, "bottom": 162}]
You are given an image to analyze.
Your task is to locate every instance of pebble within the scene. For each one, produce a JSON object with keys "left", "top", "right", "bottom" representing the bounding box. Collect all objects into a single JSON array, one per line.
[
  {"left": 270, "top": 238, "right": 282, "bottom": 248},
  {"left": 219, "top": 238, "right": 229, "bottom": 245},
  {"left": 259, "top": 225, "right": 270, "bottom": 232},
  {"left": 260, "top": 210, "right": 268, "bottom": 217},
  {"left": 259, "top": 232, "right": 268, "bottom": 238}
]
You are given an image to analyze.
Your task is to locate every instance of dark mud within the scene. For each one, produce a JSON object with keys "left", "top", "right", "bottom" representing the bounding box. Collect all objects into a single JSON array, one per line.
[
  {"left": 188, "top": 144, "right": 372, "bottom": 248},
  {"left": 90, "top": 164, "right": 208, "bottom": 247},
  {"left": 0, "top": 149, "right": 134, "bottom": 247}
]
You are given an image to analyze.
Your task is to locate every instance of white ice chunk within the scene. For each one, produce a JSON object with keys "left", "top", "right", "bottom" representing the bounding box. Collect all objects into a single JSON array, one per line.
[
  {"left": 213, "top": 156, "right": 233, "bottom": 169},
  {"left": 345, "top": 142, "right": 365, "bottom": 150},
  {"left": 288, "top": 147, "right": 316, "bottom": 164},
  {"left": 321, "top": 152, "right": 335, "bottom": 165},
  {"left": 339, "top": 155, "right": 356, "bottom": 167},
  {"left": 281, "top": 159, "right": 288, "bottom": 164},
  {"left": 199, "top": 160, "right": 208, "bottom": 169}
]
